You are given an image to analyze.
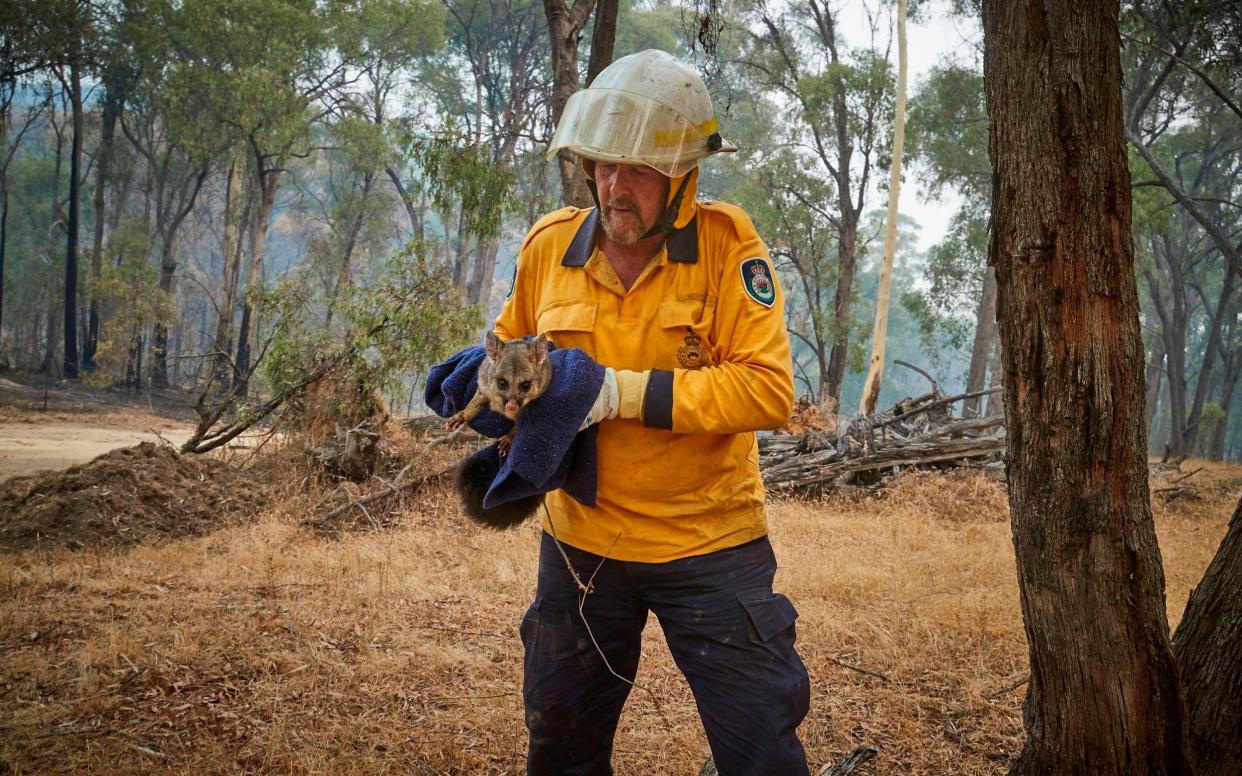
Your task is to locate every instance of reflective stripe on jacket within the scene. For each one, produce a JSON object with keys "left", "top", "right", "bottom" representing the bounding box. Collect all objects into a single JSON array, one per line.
[{"left": 494, "top": 197, "right": 794, "bottom": 563}]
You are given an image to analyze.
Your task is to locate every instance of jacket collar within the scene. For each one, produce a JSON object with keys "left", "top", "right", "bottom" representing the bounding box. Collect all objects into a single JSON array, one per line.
[{"left": 561, "top": 209, "right": 699, "bottom": 267}]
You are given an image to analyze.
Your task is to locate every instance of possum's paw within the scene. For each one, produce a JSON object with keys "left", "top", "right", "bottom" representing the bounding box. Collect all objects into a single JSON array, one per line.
[{"left": 454, "top": 455, "right": 544, "bottom": 530}]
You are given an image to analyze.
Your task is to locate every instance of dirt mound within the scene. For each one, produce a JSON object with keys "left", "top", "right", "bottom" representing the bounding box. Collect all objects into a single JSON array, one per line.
[{"left": 0, "top": 442, "right": 269, "bottom": 552}]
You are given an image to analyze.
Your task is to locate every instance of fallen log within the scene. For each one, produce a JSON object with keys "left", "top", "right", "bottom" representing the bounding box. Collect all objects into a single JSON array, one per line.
[{"left": 764, "top": 433, "right": 1006, "bottom": 493}]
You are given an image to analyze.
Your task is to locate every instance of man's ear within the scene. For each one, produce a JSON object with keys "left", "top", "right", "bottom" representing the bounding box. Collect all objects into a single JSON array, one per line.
[
  {"left": 484, "top": 331, "right": 502, "bottom": 360},
  {"left": 531, "top": 333, "right": 549, "bottom": 366}
]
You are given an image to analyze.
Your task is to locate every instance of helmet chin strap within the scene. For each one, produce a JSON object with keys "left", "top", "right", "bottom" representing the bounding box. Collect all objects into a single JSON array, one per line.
[
  {"left": 584, "top": 165, "right": 694, "bottom": 240},
  {"left": 640, "top": 173, "right": 693, "bottom": 239}
]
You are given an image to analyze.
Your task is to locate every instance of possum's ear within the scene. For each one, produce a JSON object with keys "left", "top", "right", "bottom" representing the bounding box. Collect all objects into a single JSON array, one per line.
[
  {"left": 531, "top": 333, "right": 549, "bottom": 366},
  {"left": 484, "top": 331, "right": 502, "bottom": 360}
]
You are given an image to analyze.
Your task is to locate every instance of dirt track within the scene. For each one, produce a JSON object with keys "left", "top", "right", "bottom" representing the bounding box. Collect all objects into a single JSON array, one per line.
[{"left": 0, "top": 422, "right": 193, "bottom": 479}]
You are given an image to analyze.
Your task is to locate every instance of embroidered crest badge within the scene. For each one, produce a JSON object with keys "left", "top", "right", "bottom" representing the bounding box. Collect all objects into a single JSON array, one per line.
[
  {"left": 740, "top": 257, "right": 776, "bottom": 308},
  {"left": 677, "top": 331, "right": 709, "bottom": 369}
]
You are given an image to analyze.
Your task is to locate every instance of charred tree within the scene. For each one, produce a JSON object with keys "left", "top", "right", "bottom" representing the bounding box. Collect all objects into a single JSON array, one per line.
[{"left": 982, "top": 0, "right": 1191, "bottom": 772}]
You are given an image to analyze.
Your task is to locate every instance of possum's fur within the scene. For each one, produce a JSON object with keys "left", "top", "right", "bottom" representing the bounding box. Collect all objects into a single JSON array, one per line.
[{"left": 454, "top": 453, "right": 545, "bottom": 529}]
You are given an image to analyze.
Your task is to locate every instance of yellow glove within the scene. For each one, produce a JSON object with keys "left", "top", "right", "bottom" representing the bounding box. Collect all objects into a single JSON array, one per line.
[{"left": 615, "top": 369, "right": 650, "bottom": 420}]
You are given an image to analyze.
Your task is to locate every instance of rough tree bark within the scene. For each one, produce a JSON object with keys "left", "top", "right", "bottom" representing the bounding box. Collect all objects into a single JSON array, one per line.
[
  {"left": 543, "top": 0, "right": 597, "bottom": 209},
  {"left": 1174, "top": 496, "right": 1242, "bottom": 772},
  {"left": 982, "top": 0, "right": 1191, "bottom": 772}
]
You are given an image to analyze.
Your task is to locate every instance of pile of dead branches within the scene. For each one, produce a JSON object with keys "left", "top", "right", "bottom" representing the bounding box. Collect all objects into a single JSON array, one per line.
[{"left": 762, "top": 388, "right": 1006, "bottom": 496}]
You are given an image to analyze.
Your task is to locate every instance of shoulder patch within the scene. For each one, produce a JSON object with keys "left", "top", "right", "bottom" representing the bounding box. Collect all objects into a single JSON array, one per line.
[
  {"left": 740, "top": 257, "right": 777, "bottom": 308},
  {"left": 520, "top": 206, "right": 586, "bottom": 252}
]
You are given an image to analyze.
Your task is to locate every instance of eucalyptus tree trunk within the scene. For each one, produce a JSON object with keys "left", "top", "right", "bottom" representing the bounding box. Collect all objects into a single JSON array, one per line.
[
  {"left": 824, "top": 220, "right": 857, "bottom": 404},
  {"left": 858, "top": 0, "right": 907, "bottom": 415},
  {"left": 1174, "top": 495, "right": 1242, "bottom": 772},
  {"left": 543, "top": 0, "right": 597, "bottom": 208},
  {"left": 62, "top": 62, "right": 83, "bottom": 379},
  {"left": 982, "top": 0, "right": 1191, "bottom": 772},
  {"left": 1183, "top": 264, "right": 1238, "bottom": 453},
  {"left": 83, "top": 86, "right": 120, "bottom": 372},
  {"left": 1145, "top": 335, "right": 1166, "bottom": 436},
  {"left": 214, "top": 144, "right": 247, "bottom": 384},
  {"left": 467, "top": 234, "right": 501, "bottom": 307},
  {"left": 326, "top": 171, "right": 374, "bottom": 327},
  {"left": 585, "top": 0, "right": 618, "bottom": 83},
  {"left": 233, "top": 152, "right": 281, "bottom": 392},
  {"left": 152, "top": 167, "right": 207, "bottom": 387},
  {"left": 963, "top": 266, "right": 998, "bottom": 417}
]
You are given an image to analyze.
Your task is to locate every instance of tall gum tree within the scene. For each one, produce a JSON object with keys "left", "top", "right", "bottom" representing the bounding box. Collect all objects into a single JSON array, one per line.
[
  {"left": 740, "top": 0, "right": 893, "bottom": 406},
  {"left": 982, "top": 0, "right": 1192, "bottom": 771}
]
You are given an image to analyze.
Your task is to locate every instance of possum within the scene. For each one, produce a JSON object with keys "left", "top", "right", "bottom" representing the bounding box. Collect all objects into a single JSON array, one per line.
[{"left": 448, "top": 332, "right": 552, "bottom": 529}]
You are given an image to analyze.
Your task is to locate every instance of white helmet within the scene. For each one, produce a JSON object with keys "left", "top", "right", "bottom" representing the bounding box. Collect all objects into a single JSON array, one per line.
[{"left": 547, "top": 49, "right": 736, "bottom": 179}]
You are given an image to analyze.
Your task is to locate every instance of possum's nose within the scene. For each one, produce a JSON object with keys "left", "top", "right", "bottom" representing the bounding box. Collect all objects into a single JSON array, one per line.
[{"left": 505, "top": 399, "right": 520, "bottom": 413}]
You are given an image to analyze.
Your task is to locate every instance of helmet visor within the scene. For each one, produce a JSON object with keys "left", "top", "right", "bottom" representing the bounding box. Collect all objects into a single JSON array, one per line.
[{"left": 547, "top": 88, "right": 732, "bottom": 179}]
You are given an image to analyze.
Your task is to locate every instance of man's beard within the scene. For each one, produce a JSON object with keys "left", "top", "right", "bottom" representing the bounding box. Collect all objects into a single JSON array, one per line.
[{"left": 601, "top": 197, "right": 651, "bottom": 245}]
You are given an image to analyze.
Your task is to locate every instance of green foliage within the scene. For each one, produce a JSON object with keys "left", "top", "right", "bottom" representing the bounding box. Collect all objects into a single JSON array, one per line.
[
  {"left": 901, "top": 208, "right": 988, "bottom": 350},
  {"left": 906, "top": 63, "right": 989, "bottom": 202},
  {"left": 408, "top": 120, "right": 519, "bottom": 242},
  {"left": 329, "top": 115, "right": 393, "bottom": 174},
  {"left": 82, "top": 222, "right": 171, "bottom": 388},
  {"left": 330, "top": 0, "right": 445, "bottom": 65},
  {"left": 260, "top": 239, "right": 481, "bottom": 406},
  {"left": 901, "top": 61, "right": 990, "bottom": 352},
  {"left": 612, "top": 0, "right": 684, "bottom": 58}
]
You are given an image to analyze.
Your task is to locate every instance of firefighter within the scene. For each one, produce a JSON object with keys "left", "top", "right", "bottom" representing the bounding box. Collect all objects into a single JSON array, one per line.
[{"left": 496, "top": 49, "right": 809, "bottom": 775}]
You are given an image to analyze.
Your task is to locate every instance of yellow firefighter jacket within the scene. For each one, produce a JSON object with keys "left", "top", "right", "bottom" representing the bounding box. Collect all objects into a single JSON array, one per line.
[{"left": 494, "top": 173, "right": 794, "bottom": 563}]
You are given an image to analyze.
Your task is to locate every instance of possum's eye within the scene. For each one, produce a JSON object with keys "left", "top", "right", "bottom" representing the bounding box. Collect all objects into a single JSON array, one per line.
[
  {"left": 496, "top": 378, "right": 509, "bottom": 390},
  {"left": 519, "top": 380, "right": 531, "bottom": 392}
]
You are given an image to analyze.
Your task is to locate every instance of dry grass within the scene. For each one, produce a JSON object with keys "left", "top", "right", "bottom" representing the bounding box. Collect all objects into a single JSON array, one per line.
[{"left": 0, "top": 455, "right": 1235, "bottom": 775}]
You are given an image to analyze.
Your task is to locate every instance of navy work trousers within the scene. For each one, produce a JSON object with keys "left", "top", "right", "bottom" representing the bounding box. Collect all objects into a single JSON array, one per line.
[{"left": 521, "top": 532, "right": 810, "bottom": 775}]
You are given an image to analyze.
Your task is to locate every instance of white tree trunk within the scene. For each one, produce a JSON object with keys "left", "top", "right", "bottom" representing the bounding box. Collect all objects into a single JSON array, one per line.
[{"left": 859, "top": 0, "right": 908, "bottom": 415}]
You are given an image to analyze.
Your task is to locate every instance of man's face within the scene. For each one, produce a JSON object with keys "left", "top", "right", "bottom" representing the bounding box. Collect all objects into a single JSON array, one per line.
[{"left": 594, "top": 162, "right": 671, "bottom": 245}]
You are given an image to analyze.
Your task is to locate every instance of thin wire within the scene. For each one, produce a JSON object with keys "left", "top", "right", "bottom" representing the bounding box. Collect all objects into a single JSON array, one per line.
[{"left": 541, "top": 503, "right": 668, "bottom": 721}]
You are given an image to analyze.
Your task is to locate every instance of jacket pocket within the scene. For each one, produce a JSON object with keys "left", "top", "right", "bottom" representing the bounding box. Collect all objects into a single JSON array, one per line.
[
  {"left": 658, "top": 298, "right": 703, "bottom": 329},
  {"left": 659, "top": 298, "right": 714, "bottom": 370},
  {"left": 538, "top": 302, "right": 596, "bottom": 333},
  {"left": 537, "top": 302, "right": 597, "bottom": 350},
  {"left": 737, "top": 588, "right": 799, "bottom": 644}
]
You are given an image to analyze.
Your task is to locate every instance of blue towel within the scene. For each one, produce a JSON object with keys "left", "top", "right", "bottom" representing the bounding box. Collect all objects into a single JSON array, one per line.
[{"left": 424, "top": 343, "right": 604, "bottom": 509}]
